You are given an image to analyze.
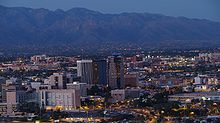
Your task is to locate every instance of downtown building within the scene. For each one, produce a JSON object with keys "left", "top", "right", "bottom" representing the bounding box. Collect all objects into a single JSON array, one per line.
[
  {"left": 38, "top": 89, "right": 81, "bottom": 111},
  {"left": 107, "top": 55, "right": 124, "bottom": 89},
  {"left": 92, "top": 59, "right": 107, "bottom": 85},
  {"left": 111, "top": 88, "right": 141, "bottom": 102},
  {"left": 77, "top": 60, "right": 93, "bottom": 84},
  {"left": 0, "top": 79, "right": 38, "bottom": 116},
  {"left": 48, "top": 72, "right": 68, "bottom": 89},
  {"left": 77, "top": 59, "right": 108, "bottom": 85},
  {"left": 37, "top": 72, "right": 81, "bottom": 111}
]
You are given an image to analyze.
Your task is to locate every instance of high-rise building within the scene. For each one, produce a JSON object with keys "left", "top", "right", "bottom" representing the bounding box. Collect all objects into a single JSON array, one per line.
[
  {"left": 77, "top": 60, "right": 93, "bottom": 84},
  {"left": 108, "top": 55, "right": 124, "bottom": 89},
  {"left": 92, "top": 59, "right": 107, "bottom": 85}
]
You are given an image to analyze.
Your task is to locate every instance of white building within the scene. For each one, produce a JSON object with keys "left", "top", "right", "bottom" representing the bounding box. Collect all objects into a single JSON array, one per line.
[
  {"left": 39, "top": 89, "right": 80, "bottom": 111},
  {"left": 77, "top": 60, "right": 93, "bottom": 84}
]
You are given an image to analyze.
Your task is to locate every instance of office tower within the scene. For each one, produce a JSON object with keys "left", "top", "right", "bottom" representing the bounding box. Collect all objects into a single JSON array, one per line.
[
  {"left": 92, "top": 59, "right": 107, "bottom": 85},
  {"left": 108, "top": 55, "right": 124, "bottom": 89},
  {"left": 77, "top": 60, "right": 93, "bottom": 84}
]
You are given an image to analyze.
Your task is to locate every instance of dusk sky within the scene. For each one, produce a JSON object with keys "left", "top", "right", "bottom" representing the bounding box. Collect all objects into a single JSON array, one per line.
[{"left": 0, "top": 0, "right": 220, "bottom": 22}]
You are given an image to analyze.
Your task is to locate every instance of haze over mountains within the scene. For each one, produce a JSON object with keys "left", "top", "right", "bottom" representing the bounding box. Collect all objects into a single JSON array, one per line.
[{"left": 0, "top": 5, "right": 220, "bottom": 54}]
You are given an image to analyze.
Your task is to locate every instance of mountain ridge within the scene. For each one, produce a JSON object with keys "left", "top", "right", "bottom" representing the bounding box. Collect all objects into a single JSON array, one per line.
[{"left": 0, "top": 5, "right": 220, "bottom": 52}]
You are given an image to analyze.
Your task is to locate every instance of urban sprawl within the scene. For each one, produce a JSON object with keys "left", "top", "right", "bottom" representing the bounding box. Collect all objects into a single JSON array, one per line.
[{"left": 1, "top": 51, "right": 220, "bottom": 122}]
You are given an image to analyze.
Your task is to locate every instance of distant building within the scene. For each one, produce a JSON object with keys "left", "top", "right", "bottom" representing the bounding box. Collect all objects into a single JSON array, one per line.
[
  {"left": 198, "top": 53, "right": 212, "bottom": 61},
  {"left": 193, "top": 84, "right": 216, "bottom": 92},
  {"left": 208, "top": 77, "right": 219, "bottom": 85},
  {"left": 0, "top": 90, "right": 38, "bottom": 116},
  {"left": 92, "top": 59, "right": 107, "bottom": 85},
  {"left": 24, "top": 65, "right": 39, "bottom": 71},
  {"left": 30, "top": 82, "right": 52, "bottom": 91},
  {"left": 111, "top": 89, "right": 126, "bottom": 102},
  {"left": 48, "top": 73, "right": 68, "bottom": 89},
  {"left": 111, "top": 88, "right": 140, "bottom": 102},
  {"left": 198, "top": 53, "right": 220, "bottom": 62},
  {"left": 182, "top": 86, "right": 193, "bottom": 92},
  {"left": 0, "top": 77, "right": 6, "bottom": 102},
  {"left": 1, "top": 83, "right": 19, "bottom": 103},
  {"left": 194, "top": 75, "right": 208, "bottom": 85},
  {"left": 157, "top": 76, "right": 183, "bottom": 86},
  {"left": 31, "top": 55, "right": 47, "bottom": 63},
  {"left": 125, "top": 88, "right": 141, "bottom": 99},
  {"left": 39, "top": 89, "right": 80, "bottom": 111},
  {"left": 124, "top": 72, "right": 138, "bottom": 87},
  {"left": 169, "top": 92, "right": 220, "bottom": 103},
  {"left": 77, "top": 60, "right": 93, "bottom": 84},
  {"left": 66, "top": 82, "right": 88, "bottom": 97},
  {"left": 108, "top": 55, "right": 124, "bottom": 89}
]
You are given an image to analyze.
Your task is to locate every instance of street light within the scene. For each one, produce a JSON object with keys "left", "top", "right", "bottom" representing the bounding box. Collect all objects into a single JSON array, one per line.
[{"left": 190, "top": 112, "right": 194, "bottom": 115}]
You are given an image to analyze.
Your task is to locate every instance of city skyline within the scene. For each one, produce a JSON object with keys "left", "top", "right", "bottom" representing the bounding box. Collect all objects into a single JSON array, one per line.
[{"left": 1, "top": 1, "right": 220, "bottom": 122}]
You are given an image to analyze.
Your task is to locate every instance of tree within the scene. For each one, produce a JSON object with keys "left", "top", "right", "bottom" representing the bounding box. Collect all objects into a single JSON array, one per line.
[{"left": 87, "top": 85, "right": 102, "bottom": 96}]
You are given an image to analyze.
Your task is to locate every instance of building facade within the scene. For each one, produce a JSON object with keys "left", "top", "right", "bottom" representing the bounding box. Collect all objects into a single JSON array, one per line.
[
  {"left": 49, "top": 73, "right": 68, "bottom": 89},
  {"left": 92, "top": 59, "right": 107, "bottom": 85},
  {"left": 77, "top": 60, "right": 93, "bottom": 84},
  {"left": 108, "top": 55, "right": 124, "bottom": 89},
  {"left": 39, "top": 89, "right": 81, "bottom": 111}
]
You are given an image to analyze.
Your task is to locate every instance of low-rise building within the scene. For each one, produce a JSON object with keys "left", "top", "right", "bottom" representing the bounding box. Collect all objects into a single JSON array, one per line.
[
  {"left": 66, "top": 82, "right": 88, "bottom": 97},
  {"left": 169, "top": 92, "right": 220, "bottom": 103},
  {"left": 111, "top": 88, "right": 141, "bottom": 102},
  {"left": 38, "top": 89, "right": 80, "bottom": 111},
  {"left": 124, "top": 72, "right": 138, "bottom": 87},
  {"left": 0, "top": 90, "right": 38, "bottom": 116}
]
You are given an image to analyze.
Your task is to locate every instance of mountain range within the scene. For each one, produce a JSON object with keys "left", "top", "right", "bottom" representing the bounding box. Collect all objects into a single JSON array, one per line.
[{"left": 0, "top": 5, "right": 220, "bottom": 54}]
